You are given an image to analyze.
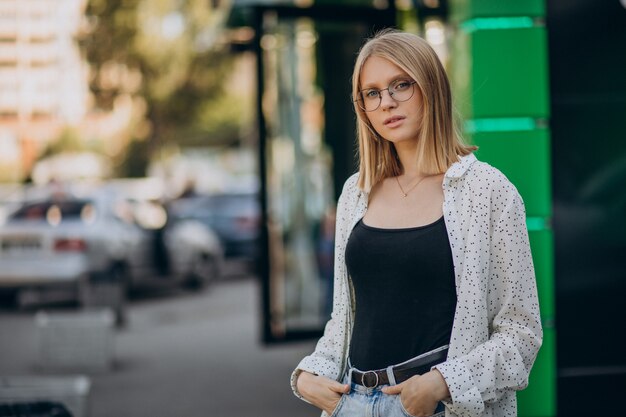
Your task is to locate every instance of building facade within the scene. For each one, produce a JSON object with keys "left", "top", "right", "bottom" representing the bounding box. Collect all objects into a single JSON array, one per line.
[{"left": 0, "top": 0, "right": 89, "bottom": 180}]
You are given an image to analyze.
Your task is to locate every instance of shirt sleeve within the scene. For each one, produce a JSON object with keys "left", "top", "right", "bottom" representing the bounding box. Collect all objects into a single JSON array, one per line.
[
  {"left": 434, "top": 181, "right": 543, "bottom": 417},
  {"left": 290, "top": 174, "right": 359, "bottom": 403}
]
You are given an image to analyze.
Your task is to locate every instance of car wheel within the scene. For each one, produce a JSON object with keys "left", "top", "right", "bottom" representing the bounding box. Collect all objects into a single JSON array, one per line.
[{"left": 185, "top": 253, "right": 218, "bottom": 291}]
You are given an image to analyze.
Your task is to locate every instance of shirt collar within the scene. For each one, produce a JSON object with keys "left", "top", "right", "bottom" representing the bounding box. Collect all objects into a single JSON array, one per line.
[{"left": 444, "top": 153, "right": 477, "bottom": 179}]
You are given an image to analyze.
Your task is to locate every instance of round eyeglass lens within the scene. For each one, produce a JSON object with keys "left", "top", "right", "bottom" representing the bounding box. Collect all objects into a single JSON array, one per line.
[{"left": 357, "top": 79, "right": 415, "bottom": 112}]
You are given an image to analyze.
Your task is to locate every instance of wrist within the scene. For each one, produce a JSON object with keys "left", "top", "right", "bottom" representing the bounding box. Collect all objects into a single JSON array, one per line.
[
  {"left": 296, "top": 371, "right": 316, "bottom": 395},
  {"left": 427, "top": 369, "right": 450, "bottom": 401}
]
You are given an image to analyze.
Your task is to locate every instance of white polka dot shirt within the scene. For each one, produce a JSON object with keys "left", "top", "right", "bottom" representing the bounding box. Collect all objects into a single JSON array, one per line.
[{"left": 291, "top": 153, "right": 543, "bottom": 417}]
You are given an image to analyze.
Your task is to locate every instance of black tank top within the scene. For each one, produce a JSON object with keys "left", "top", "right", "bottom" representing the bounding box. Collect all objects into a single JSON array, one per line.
[{"left": 345, "top": 216, "right": 457, "bottom": 371}]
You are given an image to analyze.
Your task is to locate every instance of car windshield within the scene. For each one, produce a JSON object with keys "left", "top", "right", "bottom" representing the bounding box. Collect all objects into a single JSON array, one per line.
[{"left": 9, "top": 200, "right": 98, "bottom": 224}]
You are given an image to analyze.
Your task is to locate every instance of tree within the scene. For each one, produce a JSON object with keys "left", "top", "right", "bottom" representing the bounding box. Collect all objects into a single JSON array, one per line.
[
  {"left": 81, "top": 0, "right": 241, "bottom": 173},
  {"left": 81, "top": 0, "right": 143, "bottom": 111}
]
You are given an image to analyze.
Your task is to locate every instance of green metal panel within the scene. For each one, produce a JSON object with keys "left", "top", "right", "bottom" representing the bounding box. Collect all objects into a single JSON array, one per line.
[
  {"left": 470, "top": 130, "right": 556, "bottom": 416},
  {"left": 528, "top": 229, "right": 555, "bottom": 328},
  {"left": 461, "top": 16, "right": 535, "bottom": 32},
  {"left": 451, "top": 25, "right": 549, "bottom": 119},
  {"left": 472, "top": 27, "right": 549, "bottom": 118},
  {"left": 472, "top": 131, "right": 556, "bottom": 417},
  {"left": 449, "top": 0, "right": 545, "bottom": 22},
  {"left": 449, "top": 2, "right": 556, "bottom": 415},
  {"left": 520, "top": 327, "right": 557, "bottom": 416},
  {"left": 520, "top": 228, "right": 556, "bottom": 417},
  {"left": 471, "top": 128, "right": 551, "bottom": 218}
]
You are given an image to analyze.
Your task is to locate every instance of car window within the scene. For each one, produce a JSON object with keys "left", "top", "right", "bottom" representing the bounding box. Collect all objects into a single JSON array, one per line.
[{"left": 9, "top": 200, "right": 98, "bottom": 224}]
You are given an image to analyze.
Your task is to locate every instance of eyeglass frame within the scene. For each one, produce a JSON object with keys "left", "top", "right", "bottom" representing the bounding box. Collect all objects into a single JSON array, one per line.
[{"left": 353, "top": 79, "right": 418, "bottom": 112}]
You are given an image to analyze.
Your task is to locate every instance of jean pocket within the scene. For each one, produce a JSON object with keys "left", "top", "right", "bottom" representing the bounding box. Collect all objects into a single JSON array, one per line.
[
  {"left": 328, "top": 394, "right": 347, "bottom": 417},
  {"left": 395, "top": 396, "right": 445, "bottom": 417},
  {"left": 395, "top": 395, "right": 416, "bottom": 417}
]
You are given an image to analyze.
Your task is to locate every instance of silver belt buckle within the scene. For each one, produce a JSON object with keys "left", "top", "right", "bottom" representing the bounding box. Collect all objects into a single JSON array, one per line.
[{"left": 362, "top": 370, "right": 379, "bottom": 388}]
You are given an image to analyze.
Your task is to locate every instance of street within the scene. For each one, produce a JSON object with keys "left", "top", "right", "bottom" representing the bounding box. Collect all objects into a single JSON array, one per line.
[{"left": 0, "top": 271, "right": 320, "bottom": 417}]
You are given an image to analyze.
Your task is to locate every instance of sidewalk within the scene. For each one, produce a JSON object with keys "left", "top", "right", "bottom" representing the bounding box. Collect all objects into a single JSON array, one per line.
[{"left": 0, "top": 277, "right": 321, "bottom": 417}]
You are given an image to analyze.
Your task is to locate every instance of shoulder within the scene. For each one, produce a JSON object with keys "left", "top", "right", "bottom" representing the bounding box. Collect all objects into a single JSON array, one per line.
[
  {"left": 335, "top": 172, "right": 365, "bottom": 221},
  {"left": 333, "top": 173, "right": 363, "bottom": 236},
  {"left": 465, "top": 160, "right": 521, "bottom": 200},
  {"left": 342, "top": 172, "right": 360, "bottom": 190},
  {"left": 339, "top": 172, "right": 361, "bottom": 199}
]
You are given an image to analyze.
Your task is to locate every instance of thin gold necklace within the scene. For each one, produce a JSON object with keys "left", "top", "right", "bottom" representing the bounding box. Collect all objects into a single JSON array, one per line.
[{"left": 395, "top": 175, "right": 428, "bottom": 198}]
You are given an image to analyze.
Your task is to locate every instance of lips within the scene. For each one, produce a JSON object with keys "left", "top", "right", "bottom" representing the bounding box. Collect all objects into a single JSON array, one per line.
[{"left": 383, "top": 115, "right": 405, "bottom": 125}]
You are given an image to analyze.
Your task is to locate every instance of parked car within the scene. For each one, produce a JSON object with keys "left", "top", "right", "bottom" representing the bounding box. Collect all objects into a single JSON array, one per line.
[
  {"left": 0, "top": 196, "right": 129, "bottom": 307},
  {"left": 168, "top": 193, "right": 261, "bottom": 261},
  {"left": 0, "top": 192, "right": 223, "bottom": 312},
  {"left": 124, "top": 197, "right": 224, "bottom": 290}
]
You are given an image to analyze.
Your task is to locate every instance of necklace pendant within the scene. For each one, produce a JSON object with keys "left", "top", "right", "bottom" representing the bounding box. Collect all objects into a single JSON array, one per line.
[{"left": 402, "top": 193, "right": 408, "bottom": 198}]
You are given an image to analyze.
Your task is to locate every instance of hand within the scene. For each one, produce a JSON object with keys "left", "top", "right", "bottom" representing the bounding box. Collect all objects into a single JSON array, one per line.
[
  {"left": 296, "top": 371, "right": 350, "bottom": 415},
  {"left": 381, "top": 370, "right": 450, "bottom": 417}
]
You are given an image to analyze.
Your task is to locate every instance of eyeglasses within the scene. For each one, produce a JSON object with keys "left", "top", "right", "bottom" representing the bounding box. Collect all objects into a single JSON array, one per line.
[{"left": 354, "top": 79, "right": 417, "bottom": 112}]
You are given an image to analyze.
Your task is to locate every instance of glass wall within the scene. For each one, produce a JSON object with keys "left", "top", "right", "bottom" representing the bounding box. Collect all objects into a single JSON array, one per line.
[
  {"left": 262, "top": 18, "right": 336, "bottom": 337},
  {"left": 252, "top": 4, "right": 394, "bottom": 342}
]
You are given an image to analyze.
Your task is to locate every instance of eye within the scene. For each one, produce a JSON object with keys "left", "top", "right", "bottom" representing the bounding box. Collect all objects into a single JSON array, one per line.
[
  {"left": 393, "top": 80, "right": 412, "bottom": 91},
  {"left": 363, "top": 89, "right": 380, "bottom": 99}
]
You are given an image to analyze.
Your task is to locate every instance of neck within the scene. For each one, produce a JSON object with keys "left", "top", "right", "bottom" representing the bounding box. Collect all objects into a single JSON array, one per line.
[{"left": 394, "top": 142, "right": 423, "bottom": 178}]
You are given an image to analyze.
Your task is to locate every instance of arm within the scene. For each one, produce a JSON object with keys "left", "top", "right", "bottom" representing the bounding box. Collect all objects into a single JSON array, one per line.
[
  {"left": 290, "top": 174, "right": 359, "bottom": 402},
  {"left": 296, "top": 371, "right": 350, "bottom": 415},
  {"left": 434, "top": 183, "right": 543, "bottom": 417}
]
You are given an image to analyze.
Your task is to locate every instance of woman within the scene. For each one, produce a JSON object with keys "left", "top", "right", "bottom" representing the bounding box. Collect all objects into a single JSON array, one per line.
[{"left": 291, "top": 30, "right": 542, "bottom": 417}]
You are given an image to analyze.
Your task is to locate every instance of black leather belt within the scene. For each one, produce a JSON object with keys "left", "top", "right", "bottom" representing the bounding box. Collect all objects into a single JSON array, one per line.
[{"left": 351, "top": 346, "right": 449, "bottom": 389}]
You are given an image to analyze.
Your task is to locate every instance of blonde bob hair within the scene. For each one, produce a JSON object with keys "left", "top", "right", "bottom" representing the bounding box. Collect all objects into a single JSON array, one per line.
[{"left": 352, "top": 29, "right": 476, "bottom": 192}]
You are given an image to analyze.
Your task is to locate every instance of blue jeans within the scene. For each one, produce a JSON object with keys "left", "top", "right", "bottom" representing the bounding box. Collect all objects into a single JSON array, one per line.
[{"left": 328, "top": 373, "right": 445, "bottom": 417}]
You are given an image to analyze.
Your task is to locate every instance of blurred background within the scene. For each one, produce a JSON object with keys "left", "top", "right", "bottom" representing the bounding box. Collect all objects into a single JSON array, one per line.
[{"left": 0, "top": 1, "right": 624, "bottom": 416}]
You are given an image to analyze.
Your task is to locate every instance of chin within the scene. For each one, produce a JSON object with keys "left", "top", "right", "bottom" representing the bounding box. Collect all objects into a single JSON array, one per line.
[{"left": 382, "top": 134, "right": 418, "bottom": 145}]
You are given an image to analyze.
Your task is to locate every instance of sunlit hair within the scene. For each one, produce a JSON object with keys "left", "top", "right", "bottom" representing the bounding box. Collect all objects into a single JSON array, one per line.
[{"left": 352, "top": 29, "right": 476, "bottom": 192}]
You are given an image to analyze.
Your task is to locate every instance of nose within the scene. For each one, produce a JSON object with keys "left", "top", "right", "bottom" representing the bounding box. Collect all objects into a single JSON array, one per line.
[{"left": 380, "top": 88, "right": 397, "bottom": 110}]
